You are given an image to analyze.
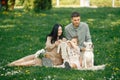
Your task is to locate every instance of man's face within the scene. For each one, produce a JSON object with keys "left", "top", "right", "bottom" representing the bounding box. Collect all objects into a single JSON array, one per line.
[{"left": 71, "top": 17, "right": 80, "bottom": 27}]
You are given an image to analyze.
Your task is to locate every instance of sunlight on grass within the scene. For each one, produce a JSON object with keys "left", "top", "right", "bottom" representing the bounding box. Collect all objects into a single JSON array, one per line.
[
  {"left": 111, "top": 19, "right": 120, "bottom": 26},
  {"left": 0, "top": 24, "right": 15, "bottom": 28},
  {"left": 2, "top": 11, "right": 9, "bottom": 15},
  {"left": 87, "top": 19, "right": 95, "bottom": 22},
  {"left": 14, "top": 12, "right": 22, "bottom": 17},
  {"left": 87, "top": 18, "right": 95, "bottom": 25}
]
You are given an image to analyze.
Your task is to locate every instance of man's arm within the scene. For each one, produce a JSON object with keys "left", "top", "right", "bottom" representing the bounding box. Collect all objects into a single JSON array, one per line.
[{"left": 65, "top": 27, "right": 71, "bottom": 40}]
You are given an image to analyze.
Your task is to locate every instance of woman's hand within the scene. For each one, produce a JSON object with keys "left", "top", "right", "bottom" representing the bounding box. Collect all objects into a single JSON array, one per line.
[
  {"left": 58, "top": 40, "right": 62, "bottom": 42},
  {"left": 55, "top": 40, "right": 61, "bottom": 46}
]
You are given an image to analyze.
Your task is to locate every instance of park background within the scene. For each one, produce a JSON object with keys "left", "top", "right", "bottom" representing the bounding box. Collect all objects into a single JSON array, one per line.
[{"left": 0, "top": 0, "right": 120, "bottom": 80}]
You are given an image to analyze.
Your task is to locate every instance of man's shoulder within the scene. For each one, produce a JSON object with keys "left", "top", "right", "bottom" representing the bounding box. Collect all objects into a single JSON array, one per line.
[
  {"left": 80, "top": 22, "right": 89, "bottom": 28},
  {"left": 65, "top": 23, "right": 72, "bottom": 29}
]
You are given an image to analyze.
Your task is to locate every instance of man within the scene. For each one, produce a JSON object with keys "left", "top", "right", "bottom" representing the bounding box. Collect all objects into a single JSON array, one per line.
[
  {"left": 65, "top": 12, "right": 92, "bottom": 67},
  {"left": 65, "top": 11, "right": 92, "bottom": 51}
]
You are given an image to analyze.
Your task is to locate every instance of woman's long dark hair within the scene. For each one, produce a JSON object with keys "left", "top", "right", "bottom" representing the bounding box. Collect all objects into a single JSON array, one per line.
[{"left": 47, "top": 24, "right": 64, "bottom": 44}]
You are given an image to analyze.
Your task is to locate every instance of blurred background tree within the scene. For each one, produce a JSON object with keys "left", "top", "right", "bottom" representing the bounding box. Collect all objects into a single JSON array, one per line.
[
  {"left": 18, "top": 0, "right": 52, "bottom": 11},
  {"left": 0, "top": 0, "right": 9, "bottom": 11},
  {"left": 1, "top": 0, "right": 120, "bottom": 11},
  {"left": 32, "top": 0, "right": 52, "bottom": 11},
  {"left": 8, "top": 0, "right": 15, "bottom": 10},
  {"left": 0, "top": 0, "right": 52, "bottom": 11}
]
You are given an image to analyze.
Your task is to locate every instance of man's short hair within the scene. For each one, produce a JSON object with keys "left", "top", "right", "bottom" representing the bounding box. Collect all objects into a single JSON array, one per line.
[{"left": 71, "top": 12, "right": 80, "bottom": 18}]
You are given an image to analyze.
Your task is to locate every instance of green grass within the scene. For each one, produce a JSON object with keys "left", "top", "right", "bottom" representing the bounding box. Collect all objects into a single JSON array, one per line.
[{"left": 0, "top": 7, "right": 120, "bottom": 80}]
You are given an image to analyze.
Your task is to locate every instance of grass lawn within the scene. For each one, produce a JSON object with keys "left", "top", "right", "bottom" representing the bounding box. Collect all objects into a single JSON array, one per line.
[{"left": 0, "top": 7, "right": 120, "bottom": 80}]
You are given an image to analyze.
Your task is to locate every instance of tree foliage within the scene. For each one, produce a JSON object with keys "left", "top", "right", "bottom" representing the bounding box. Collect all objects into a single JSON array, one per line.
[{"left": 23, "top": 0, "right": 52, "bottom": 11}]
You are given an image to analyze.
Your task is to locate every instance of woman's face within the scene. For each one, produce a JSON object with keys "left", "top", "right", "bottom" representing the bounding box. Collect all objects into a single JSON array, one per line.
[{"left": 58, "top": 26, "right": 62, "bottom": 36}]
